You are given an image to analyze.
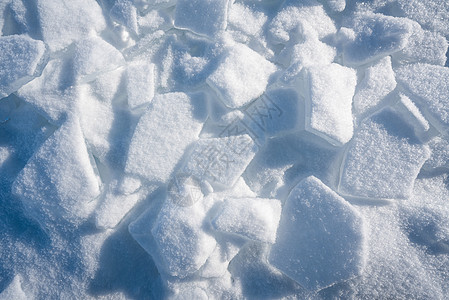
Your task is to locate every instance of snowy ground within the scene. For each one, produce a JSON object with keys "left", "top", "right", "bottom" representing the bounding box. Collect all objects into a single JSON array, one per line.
[{"left": 1, "top": 0, "right": 449, "bottom": 299}]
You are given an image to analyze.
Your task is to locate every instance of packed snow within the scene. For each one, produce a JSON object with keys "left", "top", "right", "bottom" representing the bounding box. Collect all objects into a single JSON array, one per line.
[{"left": 1, "top": 0, "right": 449, "bottom": 299}]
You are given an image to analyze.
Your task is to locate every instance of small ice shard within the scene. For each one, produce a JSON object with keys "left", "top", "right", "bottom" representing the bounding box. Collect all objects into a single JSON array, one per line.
[
  {"left": 181, "top": 135, "right": 258, "bottom": 189},
  {"left": 269, "top": 176, "right": 366, "bottom": 291},
  {"left": 304, "top": 63, "right": 356, "bottom": 145},
  {"left": 125, "top": 92, "right": 207, "bottom": 183},
  {"left": 206, "top": 42, "right": 276, "bottom": 109},
  {"left": 338, "top": 108, "right": 430, "bottom": 200},
  {"left": 343, "top": 13, "right": 413, "bottom": 66},
  {"left": 212, "top": 197, "right": 281, "bottom": 243},
  {"left": 126, "top": 60, "right": 155, "bottom": 109},
  {"left": 167, "top": 174, "right": 204, "bottom": 207},
  {"left": 322, "top": 0, "right": 346, "bottom": 12},
  {"left": 35, "top": 0, "right": 106, "bottom": 51},
  {"left": 198, "top": 242, "right": 240, "bottom": 278},
  {"left": 0, "top": 35, "right": 46, "bottom": 98},
  {"left": 12, "top": 117, "right": 101, "bottom": 229},
  {"left": 395, "top": 63, "right": 449, "bottom": 134},
  {"left": 174, "top": 0, "right": 230, "bottom": 39},
  {"left": 353, "top": 56, "right": 396, "bottom": 116},
  {"left": 0, "top": 275, "right": 27, "bottom": 300}
]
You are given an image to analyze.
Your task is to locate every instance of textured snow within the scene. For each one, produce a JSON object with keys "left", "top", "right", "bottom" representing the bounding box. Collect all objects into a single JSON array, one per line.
[{"left": 1, "top": 0, "right": 449, "bottom": 298}]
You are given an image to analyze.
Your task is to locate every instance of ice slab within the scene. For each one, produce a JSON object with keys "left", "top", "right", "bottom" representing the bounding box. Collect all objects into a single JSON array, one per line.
[
  {"left": 73, "top": 36, "right": 125, "bottom": 81},
  {"left": 212, "top": 197, "right": 281, "bottom": 243},
  {"left": 12, "top": 117, "right": 101, "bottom": 229},
  {"left": 339, "top": 108, "right": 430, "bottom": 200},
  {"left": 269, "top": 3, "right": 336, "bottom": 44},
  {"left": 353, "top": 56, "right": 396, "bottom": 116},
  {"left": 181, "top": 135, "right": 258, "bottom": 189},
  {"left": 395, "top": 63, "right": 449, "bottom": 134},
  {"left": 134, "top": 194, "right": 216, "bottom": 278},
  {"left": 269, "top": 176, "right": 366, "bottom": 291},
  {"left": 110, "top": 0, "right": 138, "bottom": 35},
  {"left": 174, "top": 0, "right": 229, "bottom": 39},
  {"left": 17, "top": 58, "right": 76, "bottom": 125},
  {"left": 125, "top": 92, "right": 207, "bottom": 183},
  {"left": 423, "top": 137, "right": 449, "bottom": 171},
  {"left": 0, "top": 35, "right": 46, "bottom": 98},
  {"left": 304, "top": 63, "right": 356, "bottom": 145},
  {"left": 36, "top": 0, "right": 106, "bottom": 51},
  {"left": 393, "top": 21, "right": 448, "bottom": 66},
  {"left": 0, "top": 275, "right": 27, "bottom": 300},
  {"left": 207, "top": 43, "right": 276, "bottom": 108},
  {"left": 126, "top": 60, "right": 155, "bottom": 109},
  {"left": 343, "top": 13, "right": 413, "bottom": 66},
  {"left": 243, "top": 88, "right": 302, "bottom": 137},
  {"left": 228, "top": 3, "right": 267, "bottom": 37}
]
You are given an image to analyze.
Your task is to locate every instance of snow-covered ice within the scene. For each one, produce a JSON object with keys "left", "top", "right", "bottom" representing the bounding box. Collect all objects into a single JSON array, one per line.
[
  {"left": 1, "top": 0, "right": 449, "bottom": 298},
  {"left": 269, "top": 176, "right": 366, "bottom": 291}
]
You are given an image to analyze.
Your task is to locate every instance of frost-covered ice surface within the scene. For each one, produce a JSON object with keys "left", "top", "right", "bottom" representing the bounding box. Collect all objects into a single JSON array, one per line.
[{"left": 1, "top": 0, "right": 449, "bottom": 298}]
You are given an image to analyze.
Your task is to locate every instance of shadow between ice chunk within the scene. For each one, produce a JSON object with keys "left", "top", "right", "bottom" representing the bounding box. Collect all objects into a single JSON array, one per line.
[{"left": 88, "top": 188, "right": 162, "bottom": 299}]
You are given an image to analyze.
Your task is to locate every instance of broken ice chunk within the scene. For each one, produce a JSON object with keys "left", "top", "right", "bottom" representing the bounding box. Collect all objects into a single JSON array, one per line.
[
  {"left": 393, "top": 20, "right": 448, "bottom": 66},
  {"left": 280, "top": 37, "right": 336, "bottom": 84},
  {"left": 151, "top": 199, "right": 217, "bottom": 278},
  {"left": 207, "top": 43, "right": 276, "bottom": 109},
  {"left": 212, "top": 197, "right": 281, "bottom": 243},
  {"left": 36, "top": 0, "right": 106, "bottom": 51},
  {"left": 339, "top": 108, "right": 430, "bottom": 200},
  {"left": 343, "top": 13, "right": 413, "bottom": 66},
  {"left": 228, "top": 3, "right": 267, "bottom": 37},
  {"left": 269, "top": 176, "right": 366, "bottom": 291},
  {"left": 182, "top": 135, "right": 258, "bottom": 189},
  {"left": 73, "top": 36, "right": 125, "bottom": 81},
  {"left": 12, "top": 118, "right": 101, "bottom": 229},
  {"left": 304, "top": 63, "right": 356, "bottom": 145},
  {"left": 126, "top": 60, "right": 155, "bottom": 109},
  {"left": 0, "top": 275, "right": 27, "bottom": 300},
  {"left": 243, "top": 88, "right": 302, "bottom": 137},
  {"left": 198, "top": 242, "right": 240, "bottom": 278},
  {"left": 0, "top": 35, "right": 46, "bottom": 98},
  {"left": 110, "top": 0, "right": 138, "bottom": 35},
  {"left": 174, "top": 0, "right": 229, "bottom": 39},
  {"left": 125, "top": 92, "right": 207, "bottom": 183},
  {"left": 269, "top": 4, "right": 336, "bottom": 44},
  {"left": 17, "top": 58, "right": 75, "bottom": 125},
  {"left": 395, "top": 63, "right": 449, "bottom": 134},
  {"left": 353, "top": 56, "right": 396, "bottom": 116},
  {"left": 423, "top": 137, "right": 449, "bottom": 171}
]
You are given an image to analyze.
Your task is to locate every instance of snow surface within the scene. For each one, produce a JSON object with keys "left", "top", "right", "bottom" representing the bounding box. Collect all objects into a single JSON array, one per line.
[{"left": 1, "top": 0, "right": 449, "bottom": 298}]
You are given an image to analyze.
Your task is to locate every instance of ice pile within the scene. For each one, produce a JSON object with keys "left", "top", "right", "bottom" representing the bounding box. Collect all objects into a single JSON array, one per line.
[{"left": 1, "top": 0, "right": 449, "bottom": 298}]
